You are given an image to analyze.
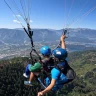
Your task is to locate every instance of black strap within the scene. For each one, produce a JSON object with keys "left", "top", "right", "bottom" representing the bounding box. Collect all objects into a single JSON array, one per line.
[{"left": 23, "top": 24, "right": 41, "bottom": 64}]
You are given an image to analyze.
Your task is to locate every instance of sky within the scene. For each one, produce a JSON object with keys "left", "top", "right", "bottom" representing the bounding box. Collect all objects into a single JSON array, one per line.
[{"left": 0, "top": 0, "right": 96, "bottom": 30}]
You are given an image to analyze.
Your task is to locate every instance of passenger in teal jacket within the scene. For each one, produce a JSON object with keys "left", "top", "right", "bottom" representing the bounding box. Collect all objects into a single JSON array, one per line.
[{"left": 38, "top": 34, "right": 68, "bottom": 96}]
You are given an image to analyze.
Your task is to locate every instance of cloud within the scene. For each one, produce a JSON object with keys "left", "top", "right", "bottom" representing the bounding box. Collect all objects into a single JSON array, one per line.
[
  {"left": 16, "top": 15, "right": 21, "bottom": 17},
  {"left": 13, "top": 14, "right": 21, "bottom": 17},
  {"left": 30, "top": 20, "right": 33, "bottom": 23},
  {"left": 13, "top": 20, "right": 21, "bottom": 23}
]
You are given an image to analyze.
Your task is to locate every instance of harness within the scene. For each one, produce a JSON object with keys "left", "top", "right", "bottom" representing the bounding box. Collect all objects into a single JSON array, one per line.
[
  {"left": 41, "top": 57, "right": 54, "bottom": 71},
  {"left": 42, "top": 59, "right": 76, "bottom": 86},
  {"left": 55, "top": 60, "right": 76, "bottom": 84}
]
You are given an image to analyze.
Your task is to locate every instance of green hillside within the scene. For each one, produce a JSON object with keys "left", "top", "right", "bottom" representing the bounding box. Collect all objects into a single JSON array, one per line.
[
  {"left": 69, "top": 50, "right": 96, "bottom": 76},
  {"left": 0, "top": 50, "right": 96, "bottom": 96}
]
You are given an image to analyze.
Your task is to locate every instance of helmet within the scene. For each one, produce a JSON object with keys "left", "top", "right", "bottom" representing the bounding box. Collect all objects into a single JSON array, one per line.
[
  {"left": 52, "top": 48, "right": 67, "bottom": 60},
  {"left": 40, "top": 46, "right": 51, "bottom": 56}
]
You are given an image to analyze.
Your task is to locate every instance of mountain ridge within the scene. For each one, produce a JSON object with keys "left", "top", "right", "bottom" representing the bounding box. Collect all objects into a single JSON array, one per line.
[{"left": 0, "top": 28, "right": 96, "bottom": 45}]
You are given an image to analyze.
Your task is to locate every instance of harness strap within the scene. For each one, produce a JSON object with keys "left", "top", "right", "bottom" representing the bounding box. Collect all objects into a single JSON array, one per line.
[{"left": 23, "top": 24, "right": 42, "bottom": 64}]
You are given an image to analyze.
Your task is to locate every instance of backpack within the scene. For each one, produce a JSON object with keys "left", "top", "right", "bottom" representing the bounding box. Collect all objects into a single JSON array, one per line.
[{"left": 56, "top": 60, "right": 76, "bottom": 84}]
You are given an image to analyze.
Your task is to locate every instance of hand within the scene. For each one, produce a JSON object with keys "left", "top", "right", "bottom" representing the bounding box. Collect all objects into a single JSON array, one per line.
[
  {"left": 37, "top": 92, "right": 44, "bottom": 96},
  {"left": 60, "top": 34, "right": 66, "bottom": 42}
]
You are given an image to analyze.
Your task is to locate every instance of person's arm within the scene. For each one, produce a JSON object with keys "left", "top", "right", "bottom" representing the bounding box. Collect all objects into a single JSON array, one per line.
[
  {"left": 60, "top": 35, "right": 66, "bottom": 49},
  {"left": 37, "top": 79, "right": 56, "bottom": 96}
]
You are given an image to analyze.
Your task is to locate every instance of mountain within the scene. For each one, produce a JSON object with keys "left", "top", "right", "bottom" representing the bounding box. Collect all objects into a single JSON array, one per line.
[
  {"left": 0, "top": 28, "right": 29, "bottom": 44},
  {"left": 0, "top": 28, "right": 96, "bottom": 45}
]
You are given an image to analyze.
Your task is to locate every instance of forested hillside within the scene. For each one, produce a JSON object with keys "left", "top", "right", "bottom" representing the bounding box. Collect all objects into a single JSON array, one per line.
[{"left": 0, "top": 50, "right": 96, "bottom": 96}]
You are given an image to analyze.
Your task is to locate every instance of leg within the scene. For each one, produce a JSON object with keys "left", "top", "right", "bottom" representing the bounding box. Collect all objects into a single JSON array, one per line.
[
  {"left": 23, "top": 64, "right": 31, "bottom": 78},
  {"left": 25, "top": 64, "right": 31, "bottom": 76},
  {"left": 24, "top": 62, "right": 41, "bottom": 86},
  {"left": 24, "top": 72, "right": 40, "bottom": 86},
  {"left": 29, "top": 72, "right": 35, "bottom": 82},
  {"left": 24, "top": 72, "right": 34, "bottom": 86}
]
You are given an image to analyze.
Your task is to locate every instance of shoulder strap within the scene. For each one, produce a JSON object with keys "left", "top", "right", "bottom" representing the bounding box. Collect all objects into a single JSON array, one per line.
[
  {"left": 55, "top": 65, "right": 62, "bottom": 79},
  {"left": 64, "top": 60, "right": 76, "bottom": 80}
]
